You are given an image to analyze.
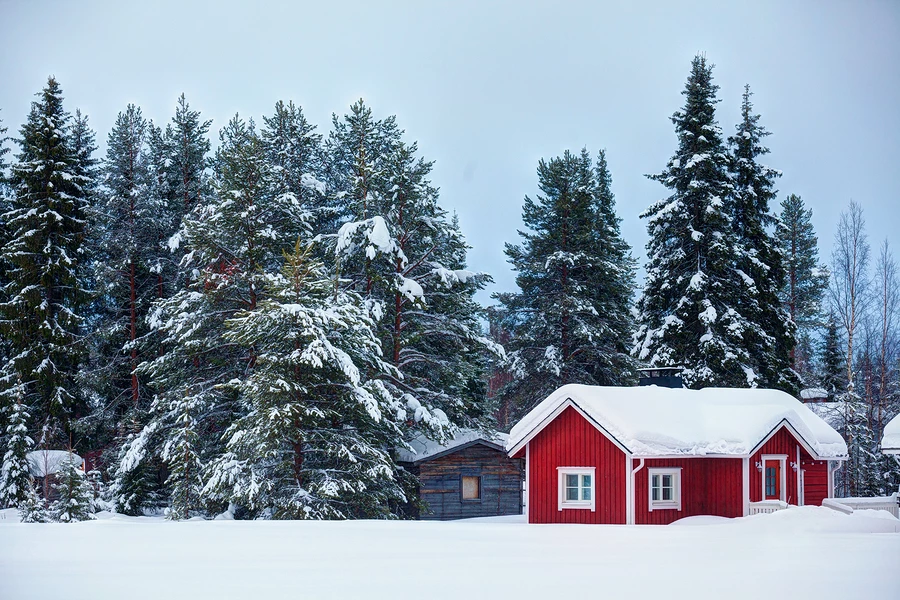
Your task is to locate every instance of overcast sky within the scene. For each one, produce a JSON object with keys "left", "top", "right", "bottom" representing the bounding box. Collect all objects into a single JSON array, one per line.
[{"left": 2, "top": 1, "right": 898, "bottom": 304}]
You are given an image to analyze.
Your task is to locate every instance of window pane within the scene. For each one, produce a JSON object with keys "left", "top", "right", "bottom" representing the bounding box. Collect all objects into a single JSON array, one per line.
[
  {"left": 462, "top": 476, "right": 480, "bottom": 500},
  {"left": 663, "top": 487, "right": 671, "bottom": 501},
  {"left": 566, "top": 474, "right": 578, "bottom": 488},
  {"left": 662, "top": 474, "right": 671, "bottom": 487},
  {"left": 582, "top": 475, "right": 591, "bottom": 488},
  {"left": 652, "top": 487, "right": 659, "bottom": 501},
  {"left": 566, "top": 487, "right": 579, "bottom": 501},
  {"left": 582, "top": 487, "right": 591, "bottom": 501}
]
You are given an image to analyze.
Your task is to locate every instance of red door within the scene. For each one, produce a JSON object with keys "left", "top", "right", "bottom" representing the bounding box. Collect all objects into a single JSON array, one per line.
[{"left": 764, "top": 460, "right": 781, "bottom": 500}]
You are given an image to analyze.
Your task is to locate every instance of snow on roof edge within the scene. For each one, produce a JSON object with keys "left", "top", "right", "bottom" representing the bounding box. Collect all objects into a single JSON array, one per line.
[
  {"left": 882, "top": 413, "right": 900, "bottom": 454},
  {"left": 506, "top": 384, "right": 848, "bottom": 459},
  {"left": 398, "top": 429, "right": 509, "bottom": 463}
]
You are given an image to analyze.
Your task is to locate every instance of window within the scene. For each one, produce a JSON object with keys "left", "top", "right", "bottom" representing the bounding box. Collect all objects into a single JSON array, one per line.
[
  {"left": 648, "top": 468, "right": 682, "bottom": 511},
  {"left": 461, "top": 476, "right": 481, "bottom": 501},
  {"left": 765, "top": 467, "right": 777, "bottom": 497},
  {"left": 557, "top": 467, "right": 596, "bottom": 511}
]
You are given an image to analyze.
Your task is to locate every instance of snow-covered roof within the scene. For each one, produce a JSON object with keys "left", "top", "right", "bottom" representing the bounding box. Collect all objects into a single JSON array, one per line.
[
  {"left": 398, "top": 429, "right": 509, "bottom": 463},
  {"left": 800, "top": 387, "right": 829, "bottom": 400},
  {"left": 507, "top": 384, "right": 848, "bottom": 459},
  {"left": 26, "top": 450, "right": 83, "bottom": 477},
  {"left": 882, "top": 413, "right": 900, "bottom": 454}
]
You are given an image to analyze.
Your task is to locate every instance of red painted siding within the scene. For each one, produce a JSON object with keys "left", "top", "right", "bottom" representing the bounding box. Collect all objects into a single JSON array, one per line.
[
  {"left": 527, "top": 406, "right": 626, "bottom": 524},
  {"left": 801, "top": 459, "right": 829, "bottom": 506},
  {"left": 749, "top": 426, "right": 811, "bottom": 505},
  {"left": 633, "top": 458, "right": 743, "bottom": 524}
]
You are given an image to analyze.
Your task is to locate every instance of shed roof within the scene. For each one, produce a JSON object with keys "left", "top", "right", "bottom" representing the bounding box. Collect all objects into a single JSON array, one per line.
[
  {"left": 26, "top": 450, "right": 84, "bottom": 477},
  {"left": 398, "top": 429, "right": 509, "bottom": 463},
  {"left": 883, "top": 413, "right": 900, "bottom": 454},
  {"left": 507, "top": 384, "right": 848, "bottom": 459}
]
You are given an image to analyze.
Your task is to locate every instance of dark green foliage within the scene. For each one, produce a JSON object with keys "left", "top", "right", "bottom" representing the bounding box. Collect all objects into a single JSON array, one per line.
[
  {"left": 634, "top": 56, "right": 750, "bottom": 388},
  {"left": 727, "top": 86, "right": 797, "bottom": 393},
  {"left": 820, "top": 314, "right": 846, "bottom": 396},
  {"left": 497, "top": 148, "right": 635, "bottom": 419},
  {"left": 0, "top": 77, "right": 91, "bottom": 439}
]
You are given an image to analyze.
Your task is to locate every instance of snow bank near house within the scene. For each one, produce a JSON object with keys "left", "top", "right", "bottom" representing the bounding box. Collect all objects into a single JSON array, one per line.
[
  {"left": 25, "top": 450, "right": 83, "bottom": 477},
  {"left": 672, "top": 505, "right": 900, "bottom": 533},
  {"left": 508, "top": 384, "right": 848, "bottom": 458},
  {"left": 0, "top": 507, "right": 896, "bottom": 600},
  {"left": 396, "top": 429, "right": 508, "bottom": 463},
  {"left": 882, "top": 413, "right": 900, "bottom": 453}
]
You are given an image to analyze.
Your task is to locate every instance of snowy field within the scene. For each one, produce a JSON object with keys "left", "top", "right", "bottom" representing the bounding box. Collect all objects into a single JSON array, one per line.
[{"left": 1, "top": 507, "right": 898, "bottom": 600}]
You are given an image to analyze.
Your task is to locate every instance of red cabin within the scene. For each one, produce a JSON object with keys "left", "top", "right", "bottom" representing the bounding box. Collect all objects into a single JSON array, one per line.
[{"left": 506, "top": 384, "right": 848, "bottom": 524}]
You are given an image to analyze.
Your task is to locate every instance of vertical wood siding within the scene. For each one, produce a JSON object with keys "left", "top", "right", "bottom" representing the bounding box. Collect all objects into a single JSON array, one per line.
[
  {"left": 633, "top": 458, "right": 743, "bottom": 524},
  {"left": 749, "top": 426, "right": 813, "bottom": 505},
  {"left": 528, "top": 406, "right": 626, "bottom": 524},
  {"left": 800, "top": 459, "right": 829, "bottom": 505}
]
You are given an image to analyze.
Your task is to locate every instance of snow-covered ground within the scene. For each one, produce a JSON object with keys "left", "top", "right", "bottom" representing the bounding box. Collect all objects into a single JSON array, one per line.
[{"left": 1, "top": 507, "right": 898, "bottom": 600}]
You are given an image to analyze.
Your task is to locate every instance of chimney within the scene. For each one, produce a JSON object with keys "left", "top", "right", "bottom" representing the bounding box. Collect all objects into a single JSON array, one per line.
[{"left": 638, "top": 366, "right": 684, "bottom": 388}]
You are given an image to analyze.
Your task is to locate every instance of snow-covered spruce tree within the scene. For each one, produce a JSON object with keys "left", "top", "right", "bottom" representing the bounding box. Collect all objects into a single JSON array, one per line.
[
  {"left": 262, "top": 100, "right": 325, "bottom": 223},
  {"left": 820, "top": 313, "right": 846, "bottom": 397},
  {"left": 136, "top": 114, "right": 316, "bottom": 518},
  {"left": 727, "top": 85, "right": 797, "bottom": 393},
  {"left": 164, "top": 94, "right": 211, "bottom": 218},
  {"left": 50, "top": 452, "right": 94, "bottom": 522},
  {"left": 0, "top": 110, "right": 10, "bottom": 381},
  {"left": 326, "top": 101, "right": 499, "bottom": 437},
  {"left": 496, "top": 149, "right": 635, "bottom": 419},
  {"left": 0, "top": 378, "right": 35, "bottom": 509},
  {"left": 88, "top": 106, "right": 174, "bottom": 514},
  {"left": 204, "top": 242, "right": 406, "bottom": 519},
  {"left": 633, "top": 55, "right": 751, "bottom": 389},
  {"left": 0, "top": 77, "right": 90, "bottom": 440},
  {"left": 777, "top": 193, "right": 829, "bottom": 370}
]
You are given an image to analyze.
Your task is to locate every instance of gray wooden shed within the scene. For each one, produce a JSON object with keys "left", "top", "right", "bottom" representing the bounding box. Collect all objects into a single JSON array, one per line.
[{"left": 398, "top": 430, "right": 524, "bottom": 520}]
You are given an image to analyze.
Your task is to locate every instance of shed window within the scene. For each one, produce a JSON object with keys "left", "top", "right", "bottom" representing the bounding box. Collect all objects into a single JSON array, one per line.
[
  {"left": 648, "top": 468, "right": 682, "bottom": 511},
  {"left": 461, "top": 476, "right": 481, "bottom": 501},
  {"left": 557, "top": 467, "right": 596, "bottom": 511}
]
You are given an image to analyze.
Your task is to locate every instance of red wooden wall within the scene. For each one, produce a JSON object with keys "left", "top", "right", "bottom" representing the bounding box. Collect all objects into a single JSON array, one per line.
[
  {"left": 633, "top": 458, "right": 743, "bottom": 524},
  {"left": 800, "top": 459, "right": 829, "bottom": 506},
  {"left": 749, "top": 426, "right": 815, "bottom": 505},
  {"left": 527, "top": 406, "right": 626, "bottom": 524}
]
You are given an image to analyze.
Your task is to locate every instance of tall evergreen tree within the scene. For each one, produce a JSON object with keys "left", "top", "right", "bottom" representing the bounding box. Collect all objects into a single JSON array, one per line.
[
  {"left": 203, "top": 242, "right": 406, "bottom": 519},
  {"left": 633, "top": 56, "right": 750, "bottom": 388},
  {"left": 820, "top": 313, "right": 846, "bottom": 396},
  {"left": 327, "top": 101, "right": 499, "bottom": 436},
  {"left": 497, "top": 148, "right": 635, "bottom": 418},
  {"left": 727, "top": 85, "right": 797, "bottom": 392},
  {"left": 134, "top": 115, "right": 313, "bottom": 518},
  {"left": 0, "top": 77, "right": 90, "bottom": 441},
  {"left": 777, "top": 193, "right": 829, "bottom": 371},
  {"left": 164, "top": 94, "right": 211, "bottom": 218}
]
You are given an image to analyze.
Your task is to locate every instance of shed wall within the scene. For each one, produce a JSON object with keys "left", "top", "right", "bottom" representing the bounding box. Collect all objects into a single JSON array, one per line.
[{"left": 415, "top": 444, "right": 523, "bottom": 520}]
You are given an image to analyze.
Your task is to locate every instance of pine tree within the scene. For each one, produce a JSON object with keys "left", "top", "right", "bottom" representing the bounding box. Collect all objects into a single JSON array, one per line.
[
  {"left": 820, "top": 313, "right": 846, "bottom": 396},
  {"left": 777, "top": 193, "right": 829, "bottom": 369},
  {"left": 203, "top": 242, "right": 406, "bottom": 519},
  {"left": 137, "top": 114, "right": 314, "bottom": 518},
  {"left": 727, "top": 85, "right": 797, "bottom": 392},
  {"left": 633, "top": 56, "right": 750, "bottom": 388},
  {"left": 497, "top": 148, "right": 635, "bottom": 418},
  {"left": 0, "top": 379, "right": 35, "bottom": 508},
  {"left": 49, "top": 451, "right": 95, "bottom": 522},
  {"left": 327, "top": 101, "right": 499, "bottom": 436},
  {"left": 0, "top": 77, "right": 90, "bottom": 440},
  {"left": 164, "top": 94, "right": 211, "bottom": 218}
]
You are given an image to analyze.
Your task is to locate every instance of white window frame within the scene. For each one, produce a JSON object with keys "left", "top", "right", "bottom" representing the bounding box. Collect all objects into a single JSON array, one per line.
[
  {"left": 648, "top": 467, "right": 682, "bottom": 511},
  {"left": 557, "top": 467, "right": 596, "bottom": 511},
  {"left": 760, "top": 454, "right": 787, "bottom": 502}
]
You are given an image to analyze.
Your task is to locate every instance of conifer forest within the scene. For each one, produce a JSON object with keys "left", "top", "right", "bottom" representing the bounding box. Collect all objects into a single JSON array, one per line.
[{"left": 1, "top": 54, "right": 898, "bottom": 523}]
